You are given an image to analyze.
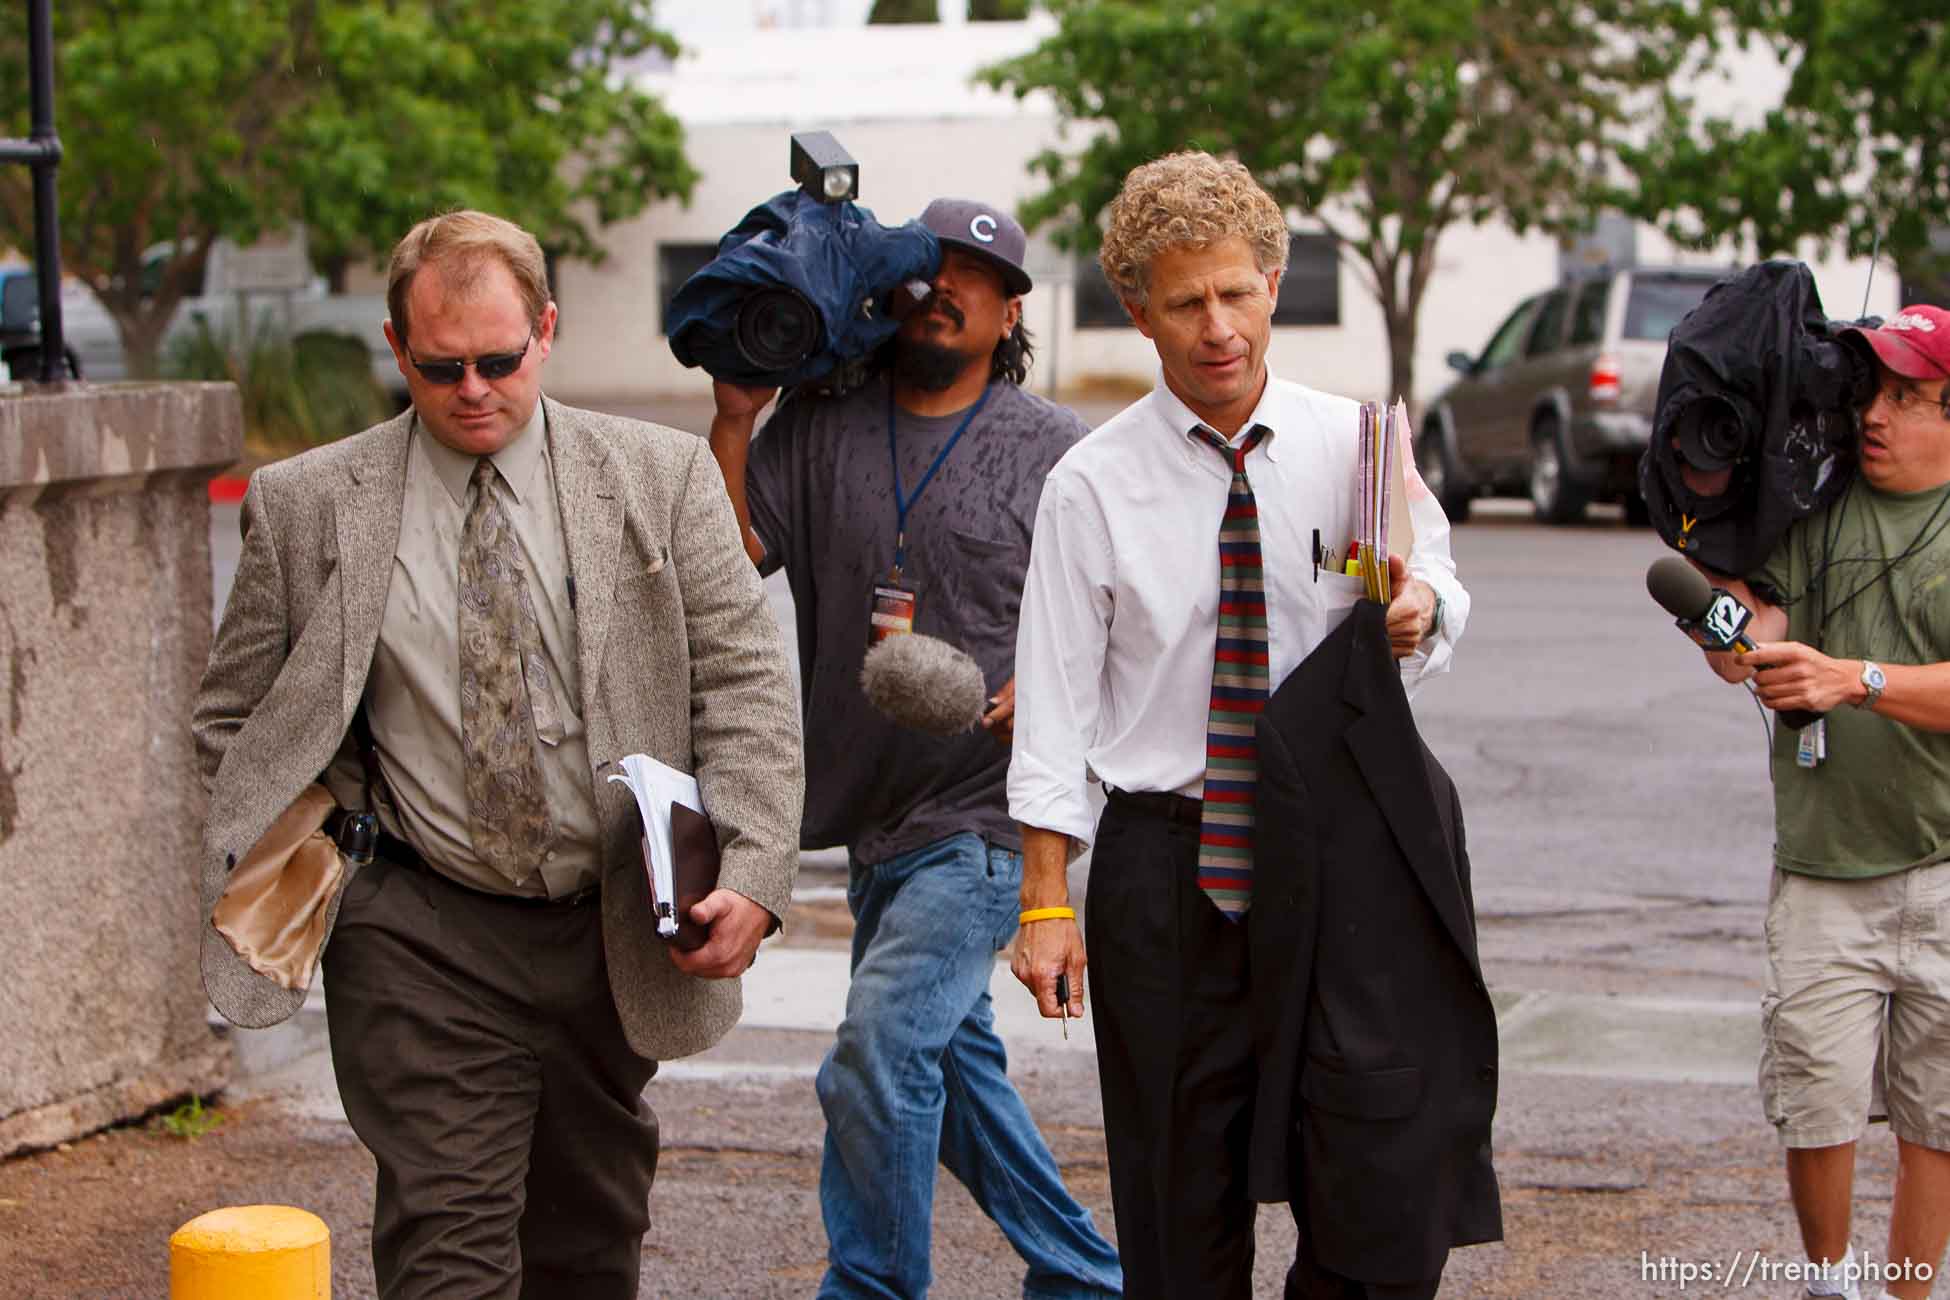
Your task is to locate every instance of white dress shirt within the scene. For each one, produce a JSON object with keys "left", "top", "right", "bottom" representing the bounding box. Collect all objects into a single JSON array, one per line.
[{"left": 1007, "top": 374, "right": 1469, "bottom": 848}]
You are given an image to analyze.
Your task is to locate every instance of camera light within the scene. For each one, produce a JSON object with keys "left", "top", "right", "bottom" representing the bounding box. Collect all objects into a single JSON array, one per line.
[{"left": 791, "top": 130, "right": 859, "bottom": 204}]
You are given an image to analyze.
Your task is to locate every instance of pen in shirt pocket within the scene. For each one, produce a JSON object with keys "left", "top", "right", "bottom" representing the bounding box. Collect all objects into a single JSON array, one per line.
[{"left": 1314, "top": 535, "right": 1344, "bottom": 578}]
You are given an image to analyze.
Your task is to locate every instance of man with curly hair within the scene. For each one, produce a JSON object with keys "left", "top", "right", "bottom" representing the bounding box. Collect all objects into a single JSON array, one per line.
[{"left": 1007, "top": 152, "right": 1478, "bottom": 1298}]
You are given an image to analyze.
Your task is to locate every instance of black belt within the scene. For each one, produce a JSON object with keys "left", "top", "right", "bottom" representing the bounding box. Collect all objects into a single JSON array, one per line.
[
  {"left": 325, "top": 810, "right": 598, "bottom": 908},
  {"left": 1104, "top": 786, "right": 1204, "bottom": 827}
]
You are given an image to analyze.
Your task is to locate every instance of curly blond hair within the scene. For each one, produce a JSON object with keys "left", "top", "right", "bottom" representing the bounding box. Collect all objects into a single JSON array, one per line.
[{"left": 1098, "top": 152, "right": 1289, "bottom": 308}]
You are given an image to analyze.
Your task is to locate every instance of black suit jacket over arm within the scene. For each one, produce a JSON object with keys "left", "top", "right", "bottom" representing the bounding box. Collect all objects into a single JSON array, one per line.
[{"left": 1247, "top": 600, "right": 1501, "bottom": 1285}]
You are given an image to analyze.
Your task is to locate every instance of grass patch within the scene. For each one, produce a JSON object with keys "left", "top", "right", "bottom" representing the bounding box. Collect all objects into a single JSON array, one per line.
[{"left": 154, "top": 1095, "right": 224, "bottom": 1141}]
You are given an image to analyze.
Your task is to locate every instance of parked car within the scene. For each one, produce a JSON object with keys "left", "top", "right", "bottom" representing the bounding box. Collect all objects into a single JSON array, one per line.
[
  {"left": 0, "top": 267, "right": 82, "bottom": 379},
  {"left": 1, "top": 239, "right": 400, "bottom": 398},
  {"left": 1416, "top": 266, "right": 1732, "bottom": 523}
]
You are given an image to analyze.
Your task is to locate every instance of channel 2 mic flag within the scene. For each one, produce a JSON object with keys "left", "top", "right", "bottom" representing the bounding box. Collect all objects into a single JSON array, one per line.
[
  {"left": 1646, "top": 557, "right": 1755, "bottom": 654},
  {"left": 1689, "top": 588, "right": 1753, "bottom": 653}
]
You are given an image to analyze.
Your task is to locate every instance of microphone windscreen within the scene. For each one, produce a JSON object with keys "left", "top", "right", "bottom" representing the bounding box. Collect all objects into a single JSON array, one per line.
[
  {"left": 1646, "top": 556, "right": 1714, "bottom": 621},
  {"left": 859, "top": 634, "right": 989, "bottom": 736}
]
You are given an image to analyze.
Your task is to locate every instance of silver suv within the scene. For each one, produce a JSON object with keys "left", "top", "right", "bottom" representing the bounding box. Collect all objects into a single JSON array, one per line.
[{"left": 1417, "top": 266, "right": 1729, "bottom": 523}]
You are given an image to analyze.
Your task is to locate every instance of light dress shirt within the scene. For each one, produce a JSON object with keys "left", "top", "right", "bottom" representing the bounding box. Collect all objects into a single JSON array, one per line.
[
  {"left": 1007, "top": 374, "right": 1469, "bottom": 849},
  {"left": 364, "top": 400, "right": 603, "bottom": 898}
]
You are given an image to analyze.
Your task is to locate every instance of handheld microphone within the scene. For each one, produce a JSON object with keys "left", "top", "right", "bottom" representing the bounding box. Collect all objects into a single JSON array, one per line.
[
  {"left": 859, "top": 633, "right": 990, "bottom": 735},
  {"left": 1645, "top": 556, "right": 1820, "bottom": 730}
]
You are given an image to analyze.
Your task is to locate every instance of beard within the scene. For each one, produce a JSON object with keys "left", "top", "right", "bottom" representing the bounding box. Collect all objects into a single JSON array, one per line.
[{"left": 892, "top": 337, "right": 977, "bottom": 393}]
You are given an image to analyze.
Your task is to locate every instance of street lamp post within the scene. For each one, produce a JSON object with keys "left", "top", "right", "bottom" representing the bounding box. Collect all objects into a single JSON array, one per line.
[{"left": 0, "top": 0, "right": 65, "bottom": 383}]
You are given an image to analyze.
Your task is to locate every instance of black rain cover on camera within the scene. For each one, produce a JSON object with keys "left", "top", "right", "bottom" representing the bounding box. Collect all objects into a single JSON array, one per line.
[
  {"left": 1639, "top": 260, "right": 1872, "bottom": 576},
  {"left": 666, "top": 190, "right": 942, "bottom": 389}
]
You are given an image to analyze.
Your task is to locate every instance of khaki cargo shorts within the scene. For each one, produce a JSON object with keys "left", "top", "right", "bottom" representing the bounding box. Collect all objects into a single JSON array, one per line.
[{"left": 1760, "top": 861, "right": 1950, "bottom": 1150}]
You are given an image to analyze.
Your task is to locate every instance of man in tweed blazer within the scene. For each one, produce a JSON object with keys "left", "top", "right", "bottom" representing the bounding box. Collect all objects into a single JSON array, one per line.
[{"left": 192, "top": 211, "right": 802, "bottom": 1299}]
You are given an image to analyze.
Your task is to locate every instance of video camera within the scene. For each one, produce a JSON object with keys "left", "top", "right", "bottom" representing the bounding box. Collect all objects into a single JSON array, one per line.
[
  {"left": 1639, "top": 260, "right": 1881, "bottom": 575},
  {"left": 666, "top": 131, "right": 941, "bottom": 392}
]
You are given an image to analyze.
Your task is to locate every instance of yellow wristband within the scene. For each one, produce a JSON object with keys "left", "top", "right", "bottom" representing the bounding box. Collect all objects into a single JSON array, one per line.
[{"left": 1018, "top": 906, "right": 1077, "bottom": 925}]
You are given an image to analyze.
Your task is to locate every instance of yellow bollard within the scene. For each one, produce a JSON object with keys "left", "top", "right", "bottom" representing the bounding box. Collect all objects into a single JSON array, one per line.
[{"left": 170, "top": 1204, "right": 330, "bottom": 1299}]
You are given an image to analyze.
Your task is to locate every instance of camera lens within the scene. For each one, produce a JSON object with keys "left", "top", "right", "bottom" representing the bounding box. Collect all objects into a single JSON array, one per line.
[
  {"left": 736, "top": 288, "right": 823, "bottom": 371},
  {"left": 1672, "top": 397, "right": 1748, "bottom": 472}
]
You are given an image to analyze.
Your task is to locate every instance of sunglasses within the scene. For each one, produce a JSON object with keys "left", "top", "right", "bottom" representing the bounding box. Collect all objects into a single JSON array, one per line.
[{"left": 405, "top": 327, "right": 532, "bottom": 385}]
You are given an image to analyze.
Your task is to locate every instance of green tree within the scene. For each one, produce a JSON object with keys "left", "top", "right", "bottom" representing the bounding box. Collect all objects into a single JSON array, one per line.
[
  {"left": 868, "top": 0, "right": 1029, "bottom": 25},
  {"left": 0, "top": 0, "right": 695, "bottom": 377},
  {"left": 1624, "top": 0, "right": 1950, "bottom": 279},
  {"left": 984, "top": 0, "right": 1703, "bottom": 400},
  {"left": 867, "top": 0, "right": 938, "bottom": 22}
]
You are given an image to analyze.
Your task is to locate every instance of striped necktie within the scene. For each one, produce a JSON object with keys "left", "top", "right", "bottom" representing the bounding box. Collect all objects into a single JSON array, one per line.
[{"left": 1194, "top": 424, "right": 1269, "bottom": 921}]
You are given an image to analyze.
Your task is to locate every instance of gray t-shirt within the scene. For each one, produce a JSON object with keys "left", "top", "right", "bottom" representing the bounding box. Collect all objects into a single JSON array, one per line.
[{"left": 746, "top": 374, "right": 1085, "bottom": 863}]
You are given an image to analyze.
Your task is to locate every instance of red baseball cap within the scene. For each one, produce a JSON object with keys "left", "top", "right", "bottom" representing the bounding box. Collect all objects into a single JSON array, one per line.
[{"left": 1847, "top": 304, "right": 1950, "bottom": 380}]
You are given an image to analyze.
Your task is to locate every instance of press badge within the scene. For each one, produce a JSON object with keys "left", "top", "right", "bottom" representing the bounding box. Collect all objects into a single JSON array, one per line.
[
  {"left": 869, "top": 584, "right": 916, "bottom": 646},
  {"left": 1795, "top": 718, "right": 1827, "bottom": 768}
]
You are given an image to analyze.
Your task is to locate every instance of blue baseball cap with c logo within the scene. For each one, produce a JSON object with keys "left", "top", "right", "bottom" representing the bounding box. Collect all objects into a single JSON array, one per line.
[{"left": 918, "top": 198, "right": 1032, "bottom": 296}]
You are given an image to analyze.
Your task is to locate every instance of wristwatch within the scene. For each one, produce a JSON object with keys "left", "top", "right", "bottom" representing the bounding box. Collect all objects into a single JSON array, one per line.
[{"left": 1857, "top": 660, "right": 1886, "bottom": 709}]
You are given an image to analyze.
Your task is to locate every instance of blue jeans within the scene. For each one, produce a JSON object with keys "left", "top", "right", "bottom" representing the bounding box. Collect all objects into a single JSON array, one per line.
[{"left": 816, "top": 832, "right": 1123, "bottom": 1300}]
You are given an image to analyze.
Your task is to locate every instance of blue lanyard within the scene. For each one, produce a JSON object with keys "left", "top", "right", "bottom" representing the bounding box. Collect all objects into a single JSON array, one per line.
[{"left": 887, "top": 381, "right": 992, "bottom": 580}]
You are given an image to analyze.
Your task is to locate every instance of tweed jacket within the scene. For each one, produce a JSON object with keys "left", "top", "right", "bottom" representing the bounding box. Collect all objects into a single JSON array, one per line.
[{"left": 191, "top": 397, "right": 804, "bottom": 1061}]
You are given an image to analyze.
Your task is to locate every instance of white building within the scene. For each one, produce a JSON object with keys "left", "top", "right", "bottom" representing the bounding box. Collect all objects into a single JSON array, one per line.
[{"left": 541, "top": 14, "right": 1898, "bottom": 409}]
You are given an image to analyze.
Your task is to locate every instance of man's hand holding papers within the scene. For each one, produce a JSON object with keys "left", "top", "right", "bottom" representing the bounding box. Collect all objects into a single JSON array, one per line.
[{"left": 607, "top": 753, "right": 768, "bottom": 977}]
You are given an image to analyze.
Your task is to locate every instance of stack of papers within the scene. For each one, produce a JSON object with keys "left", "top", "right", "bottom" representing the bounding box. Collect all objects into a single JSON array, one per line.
[
  {"left": 607, "top": 753, "right": 704, "bottom": 939},
  {"left": 1354, "top": 399, "right": 1415, "bottom": 604}
]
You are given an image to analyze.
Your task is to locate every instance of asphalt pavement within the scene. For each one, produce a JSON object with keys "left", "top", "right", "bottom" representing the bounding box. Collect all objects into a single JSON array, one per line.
[{"left": 43, "top": 410, "right": 1905, "bottom": 1299}]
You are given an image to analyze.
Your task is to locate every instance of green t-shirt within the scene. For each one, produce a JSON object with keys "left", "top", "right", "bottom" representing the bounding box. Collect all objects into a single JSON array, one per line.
[{"left": 1753, "top": 476, "right": 1950, "bottom": 878}]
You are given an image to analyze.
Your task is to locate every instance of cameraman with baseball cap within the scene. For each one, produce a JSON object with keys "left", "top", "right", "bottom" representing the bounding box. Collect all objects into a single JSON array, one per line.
[
  {"left": 708, "top": 199, "right": 1122, "bottom": 1300},
  {"left": 1698, "top": 304, "right": 1950, "bottom": 1300}
]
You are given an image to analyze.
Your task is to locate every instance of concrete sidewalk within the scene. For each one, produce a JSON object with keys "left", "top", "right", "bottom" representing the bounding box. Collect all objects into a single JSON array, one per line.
[
  {"left": 224, "top": 939, "right": 1765, "bottom": 1115},
  {"left": 190, "top": 875, "right": 1831, "bottom": 1300},
  {"left": 0, "top": 867, "right": 1902, "bottom": 1299}
]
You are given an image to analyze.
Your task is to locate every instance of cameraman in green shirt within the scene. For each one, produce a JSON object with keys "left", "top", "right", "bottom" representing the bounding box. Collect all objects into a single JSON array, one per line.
[{"left": 1705, "top": 306, "right": 1950, "bottom": 1300}]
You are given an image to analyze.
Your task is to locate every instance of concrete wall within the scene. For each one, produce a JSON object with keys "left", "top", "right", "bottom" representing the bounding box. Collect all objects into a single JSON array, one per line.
[{"left": 0, "top": 383, "right": 240, "bottom": 1156}]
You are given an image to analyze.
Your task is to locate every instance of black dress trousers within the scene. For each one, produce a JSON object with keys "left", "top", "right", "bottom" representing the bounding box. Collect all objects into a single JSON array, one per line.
[
  {"left": 1285, "top": 1220, "right": 1443, "bottom": 1300},
  {"left": 322, "top": 853, "right": 659, "bottom": 1300},
  {"left": 1085, "top": 796, "right": 1259, "bottom": 1300},
  {"left": 1086, "top": 795, "right": 1448, "bottom": 1300}
]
